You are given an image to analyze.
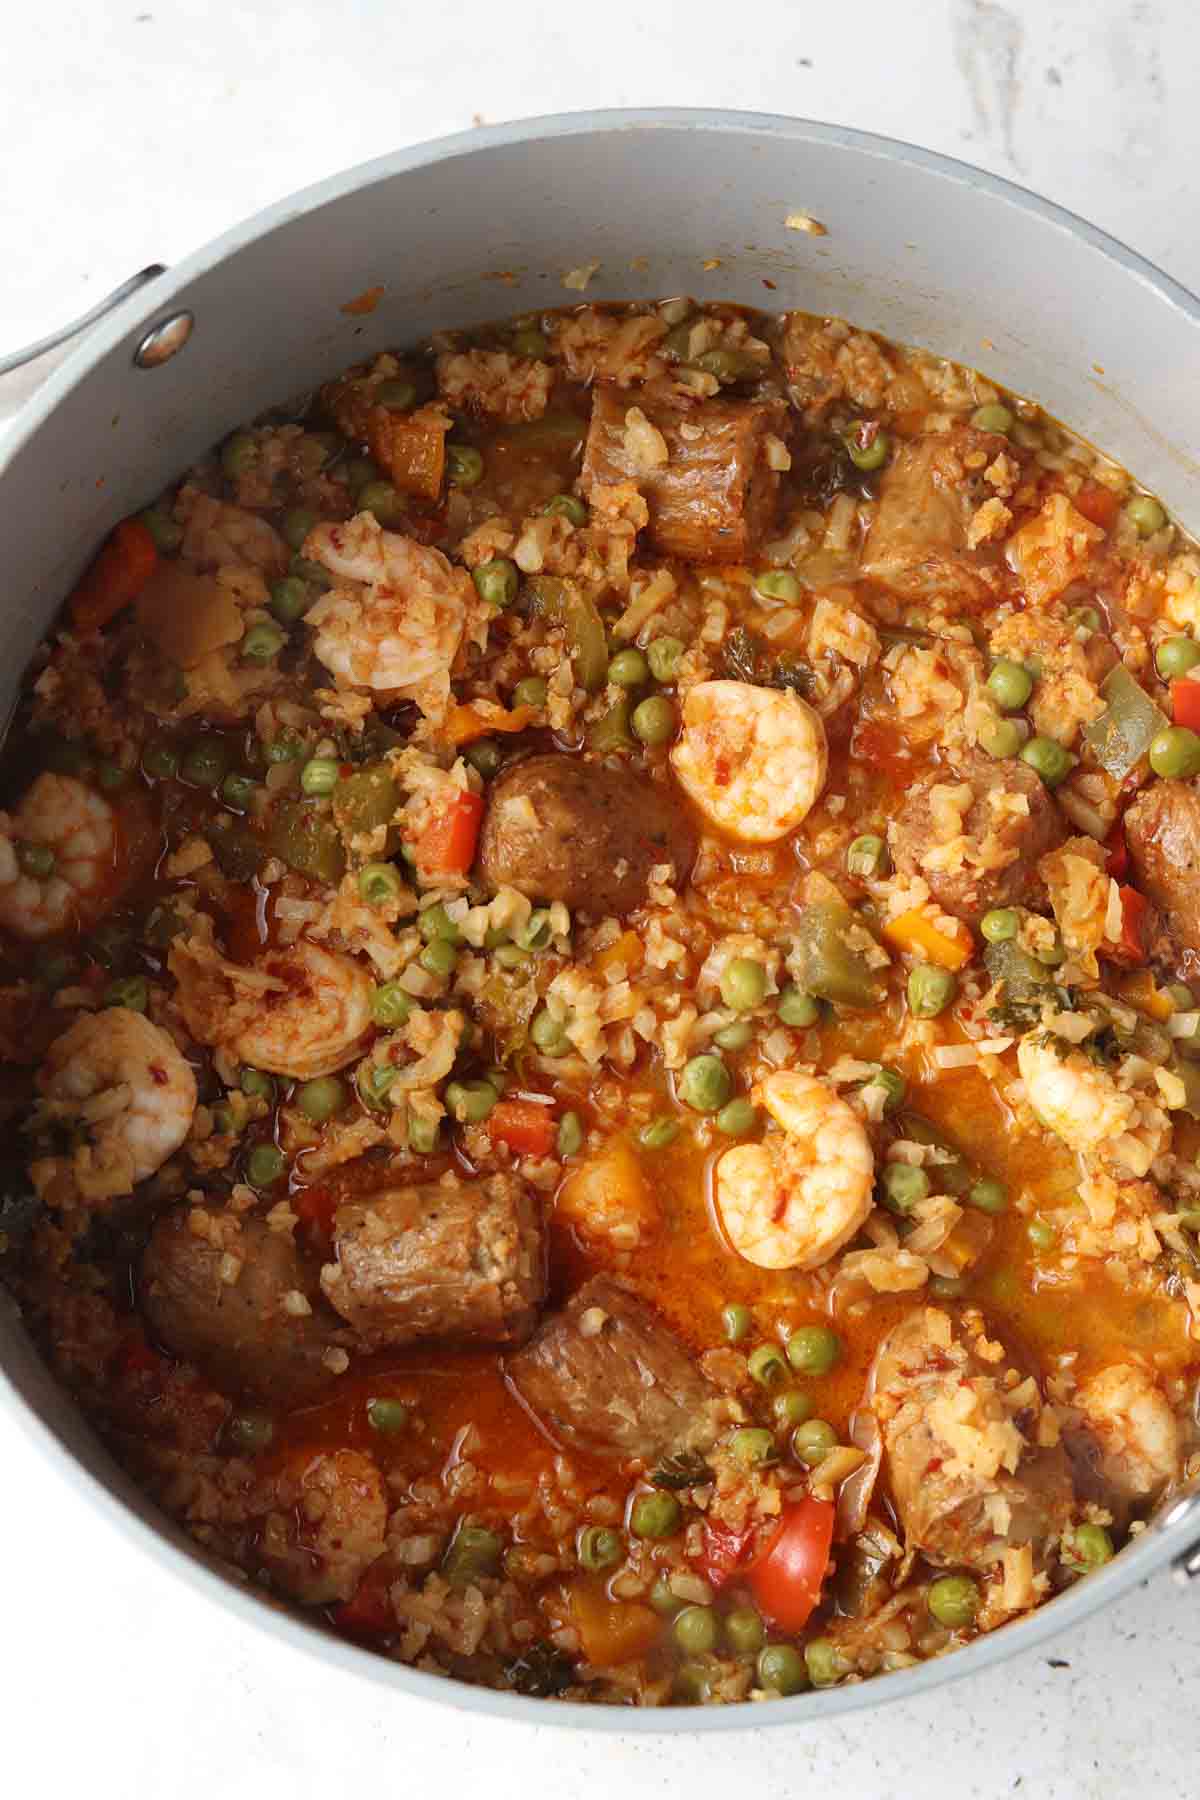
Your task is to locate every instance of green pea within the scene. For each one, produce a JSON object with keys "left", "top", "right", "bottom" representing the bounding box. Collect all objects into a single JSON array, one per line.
[
  {"left": 1028, "top": 1217, "right": 1057, "bottom": 1251},
  {"left": 987, "top": 659, "right": 1035, "bottom": 712},
  {"left": 374, "top": 377, "right": 415, "bottom": 412},
  {"left": 981, "top": 908, "right": 1019, "bottom": 943},
  {"left": 970, "top": 402, "right": 1014, "bottom": 435},
  {"left": 419, "top": 938, "right": 458, "bottom": 980},
  {"left": 240, "top": 1068, "right": 275, "bottom": 1102},
  {"left": 967, "top": 1176, "right": 1008, "bottom": 1214},
  {"left": 757, "top": 1644, "right": 807, "bottom": 1695},
  {"left": 716, "top": 1098, "right": 758, "bottom": 1137},
  {"left": 556, "top": 1110, "right": 584, "bottom": 1157},
  {"left": 366, "top": 1397, "right": 408, "bottom": 1435},
  {"left": 371, "top": 981, "right": 412, "bottom": 1027},
  {"left": 473, "top": 558, "right": 519, "bottom": 609},
  {"left": 674, "top": 1664, "right": 714, "bottom": 1706},
  {"left": 729, "top": 1428, "right": 776, "bottom": 1467},
  {"left": 907, "top": 963, "right": 958, "bottom": 1019},
  {"left": 513, "top": 909, "right": 553, "bottom": 951},
  {"left": 772, "top": 1389, "right": 814, "bottom": 1428},
  {"left": 344, "top": 455, "right": 380, "bottom": 494},
  {"left": 721, "top": 1302, "right": 752, "bottom": 1343},
  {"left": 221, "top": 772, "right": 258, "bottom": 811},
  {"left": 288, "top": 555, "right": 331, "bottom": 591},
  {"left": 1149, "top": 725, "right": 1200, "bottom": 780},
  {"left": 512, "top": 676, "right": 548, "bottom": 709},
  {"left": 638, "top": 1116, "right": 680, "bottom": 1151},
  {"left": 845, "top": 425, "right": 890, "bottom": 471},
  {"left": 608, "top": 647, "right": 650, "bottom": 688},
  {"left": 1019, "top": 735, "right": 1075, "bottom": 786},
  {"left": 646, "top": 636, "right": 685, "bottom": 683},
  {"left": 210, "top": 1103, "right": 238, "bottom": 1137},
  {"left": 881, "top": 1161, "right": 930, "bottom": 1215},
  {"left": 357, "top": 1063, "right": 397, "bottom": 1111},
  {"left": 786, "top": 1325, "right": 840, "bottom": 1376},
  {"left": 447, "top": 444, "right": 484, "bottom": 488},
  {"left": 1069, "top": 1523, "right": 1114, "bottom": 1570},
  {"left": 419, "top": 902, "right": 462, "bottom": 945},
  {"left": 220, "top": 431, "right": 257, "bottom": 479},
  {"left": 748, "top": 1344, "right": 789, "bottom": 1388},
  {"left": 978, "top": 718, "right": 1024, "bottom": 760},
  {"left": 358, "top": 862, "right": 404, "bottom": 907},
  {"left": 927, "top": 1574, "right": 980, "bottom": 1629},
  {"left": 96, "top": 758, "right": 130, "bottom": 793},
  {"left": 1126, "top": 494, "right": 1166, "bottom": 537},
  {"left": 846, "top": 834, "right": 889, "bottom": 880},
  {"left": 444, "top": 1079, "right": 498, "bottom": 1125},
  {"left": 631, "top": 696, "right": 677, "bottom": 746},
  {"left": 282, "top": 507, "right": 317, "bottom": 552},
  {"left": 792, "top": 1418, "right": 837, "bottom": 1467},
  {"left": 465, "top": 738, "right": 502, "bottom": 778},
  {"left": 138, "top": 507, "right": 184, "bottom": 553},
  {"left": 103, "top": 975, "right": 149, "bottom": 1013},
  {"left": 142, "top": 739, "right": 180, "bottom": 780},
  {"left": 181, "top": 737, "right": 231, "bottom": 789},
  {"left": 753, "top": 569, "right": 801, "bottom": 604},
  {"left": 241, "top": 621, "right": 286, "bottom": 664},
  {"left": 694, "top": 347, "right": 759, "bottom": 383},
  {"left": 296, "top": 1076, "right": 348, "bottom": 1124},
  {"left": 227, "top": 1410, "right": 274, "bottom": 1453},
  {"left": 356, "top": 481, "right": 406, "bottom": 526},
  {"left": 1156, "top": 637, "right": 1200, "bottom": 680},
  {"left": 296, "top": 756, "right": 338, "bottom": 798},
  {"left": 673, "top": 1606, "right": 719, "bottom": 1654},
  {"left": 442, "top": 1525, "right": 502, "bottom": 1588},
  {"left": 16, "top": 840, "right": 55, "bottom": 879},
  {"left": 713, "top": 1019, "right": 754, "bottom": 1051},
  {"left": 804, "top": 1638, "right": 842, "bottom": 1688},
  {"left": 1068, "top": 605, "right": 1102, "bottom": 638},
  {"left": 511, "top": 325, "right": 549, "bottom": 358},
  {"left": 542, "top": 493, "right": 587, "bottom": 527},
  {"left": 406, "top": 1111, "right": 441, "bottom": 1154},
  {"left": 649, "top": 1576, "right": 683, "bottom": 1616},
  {"left": 577, "top": 1525, "right": 623, "bottom": 1572},
  {"left": 630, "top": 1491, "right": 681, "bottom": 1539},
  {"left": 246, "top": 1142, "right": 286, "bottom": 1188},
  {"left": 725, "top": 1608, "right": 766, "bottom": 1655},
  {"left": 777, "top": 987, "right": 821, "bottom": 1029},
  {"left": 269, "top": 576, "right": 315, "bottom": 625},
  {"left": 678, "top": 1054, "right": 732, "bottom": 1114},
  {"left": 530, "top": 1008, "right": 570, "bottom": 1056},
  {"left": 720, "top": 957, "right": 767, "bottom": 1012},
  {"left": 870, "top": 1068, "right": 906, "bottom": 1110}
]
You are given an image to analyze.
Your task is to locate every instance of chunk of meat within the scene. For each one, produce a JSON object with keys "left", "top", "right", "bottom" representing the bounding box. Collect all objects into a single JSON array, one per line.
[
  {"left": 580, "top": 384, "right": 789, "bottom": 564},
  {"left": 862, "top": 429, "right": 1003, "bottom": 608},
  {"left": 888, "top": 748, "right": 1066, "bottom": 922},
  {"left": 1065, "top": 1363, "right": 1179, "bottom": 1520},
  {"left": 257, "top": 1448, "right": 388, "bottom": 1605},
  {"left": 1124, "top": 780, "right": 1200, "bottom": 956},
  {"left": 506, "top": 1275, "right": 719, "bottom": 1462},
  {"left": 321, "top": 1172, "right": 545, "bottom": 1350},
  {"left": 139, "top": 1207, "right": 347, "bottom": 1404},
  {"left": 872, "top": 1308, "right": 1075, "bottom": 1572},
  {"left": 476, "top": 754, "right": 696, "bottom": 916}
]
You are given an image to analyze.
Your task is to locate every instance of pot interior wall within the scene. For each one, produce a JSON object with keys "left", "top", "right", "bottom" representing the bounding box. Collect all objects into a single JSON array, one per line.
[{"left": 0, "top": 112, "right": 1197, "bottom": 1717}]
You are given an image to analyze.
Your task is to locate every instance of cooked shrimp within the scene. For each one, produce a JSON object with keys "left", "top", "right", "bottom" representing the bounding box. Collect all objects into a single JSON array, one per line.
[
  {"left": 670, "top": 679, "right": 828, "bottom": 843},
  {"left": 1016, "top": 1033, "right": 1136, "bottom": 1157},
  {"left": 171, "top": 935, "right": 374, "bottom": 1080},
  {"left": 303, "top": 512, "right": 476, "bottom": 710},
  {"left": 714, "top": 1071, "right": 874, "bottom": 1269},
  {"left": 0, "top": 774, "right": 116, "bottom": 940},
  {"left": 1071, "top": 1363, "right": 1179, "bottom": 1505},
  {"left": 36, "top": 1009, "right": 197, "bottom": 1201}
]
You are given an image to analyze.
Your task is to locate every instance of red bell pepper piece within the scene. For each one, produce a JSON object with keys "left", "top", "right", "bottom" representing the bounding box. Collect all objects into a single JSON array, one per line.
[
  {"left": 412, "top": 789, "right": 484, "bottom": 876},
  {"left": 1171, "top": 679, "right": 1200, "bottom": 733},
  {"left": 748, "top": 1498, "right": 836, "bottom": 1634},
  {"left": 695, "top": 1519, "right": 756, "bottom": 1590},
  {"left": 1108, "top": 884, "right": 1149, "bottom": 965},
  {"left": 486, "top": 1100, "right": 555, "bottom": 1157},
  {"left": 333, "top": 1564, "right": 393, "bottom": 1636},
  {"left": 1072, "top": 481, "right": 1120, "bottom": 532},
  {"left": 1104, "top": 823, "right": 1129, "bottom": 881}
]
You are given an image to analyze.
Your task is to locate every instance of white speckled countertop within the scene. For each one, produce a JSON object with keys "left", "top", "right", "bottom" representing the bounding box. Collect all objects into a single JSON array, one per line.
[{"left": 3, "top": 3, "right": 1200, "bottom": 1793}]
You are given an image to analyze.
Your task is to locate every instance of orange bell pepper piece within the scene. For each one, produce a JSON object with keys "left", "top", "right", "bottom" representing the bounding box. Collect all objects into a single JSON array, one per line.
[{"left": 69, "top": 517, "right": 159, "bottom": 634}]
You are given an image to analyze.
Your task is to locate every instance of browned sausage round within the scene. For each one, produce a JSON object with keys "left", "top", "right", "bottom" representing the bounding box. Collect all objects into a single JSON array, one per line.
[
  {"left": 476, "top": 754, "right": 696, "bottom": 916},
  {"left": 888, "top": 748, "right": 1066, "bottom": 922},
  {"left": 1124, "top": 779, "right": 1200, "bottom": 957},
  {"left": 139, "top": 1206, "right": 347, "bottom": 1404}
]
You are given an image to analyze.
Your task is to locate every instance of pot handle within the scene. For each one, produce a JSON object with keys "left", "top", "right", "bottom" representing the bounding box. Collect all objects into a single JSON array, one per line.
[{"left": 0, "top": 264, "right": 167, "bottom": 378}]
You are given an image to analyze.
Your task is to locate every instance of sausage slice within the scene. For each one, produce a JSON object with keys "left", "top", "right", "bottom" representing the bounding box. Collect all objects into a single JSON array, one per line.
[
  {"left": 476, "top": 754, "right": 696, "bottom": 917},
  {"left": 1124, "top": 779, "right": 1200, "bottom": 957}
]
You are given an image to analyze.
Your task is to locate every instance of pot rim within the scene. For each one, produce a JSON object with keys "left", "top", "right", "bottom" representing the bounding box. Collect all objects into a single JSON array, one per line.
[{"left": 3, "top": 107, "right": 1199, "bottom": 1730}]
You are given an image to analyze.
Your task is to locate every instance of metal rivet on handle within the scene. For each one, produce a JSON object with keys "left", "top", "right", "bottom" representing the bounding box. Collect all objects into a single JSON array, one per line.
[{"left": 133, "top": 310, "right": 194, "bottom": 369}]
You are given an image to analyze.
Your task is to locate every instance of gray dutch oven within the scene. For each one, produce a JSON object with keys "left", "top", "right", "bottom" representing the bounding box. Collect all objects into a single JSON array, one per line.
[{"left": 2, "top": 108, "right": 1199, "bottom": 1728}]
